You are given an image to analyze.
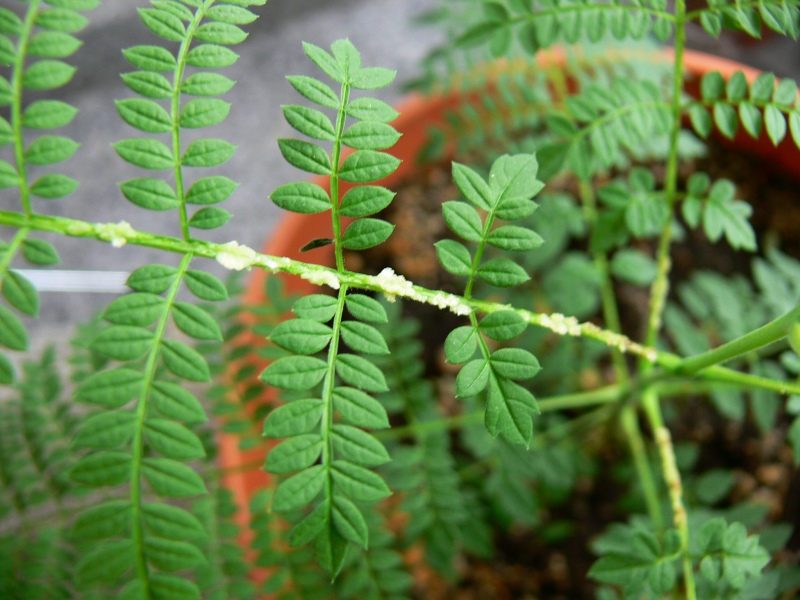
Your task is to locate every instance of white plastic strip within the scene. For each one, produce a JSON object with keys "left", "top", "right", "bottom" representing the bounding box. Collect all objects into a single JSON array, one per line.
[{"left": 15, "top": 270, "right": 130, "bottom": 293}]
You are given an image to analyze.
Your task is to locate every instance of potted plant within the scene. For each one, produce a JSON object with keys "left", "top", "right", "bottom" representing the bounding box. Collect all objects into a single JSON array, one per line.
[{"left": 1, "top": 0, "right": 800, "bottom": 598}]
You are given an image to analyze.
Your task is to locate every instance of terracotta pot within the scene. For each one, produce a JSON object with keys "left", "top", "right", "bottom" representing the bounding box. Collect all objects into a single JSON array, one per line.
[{"left": 216, "top": 47, "right": 800, "bottom": 585}]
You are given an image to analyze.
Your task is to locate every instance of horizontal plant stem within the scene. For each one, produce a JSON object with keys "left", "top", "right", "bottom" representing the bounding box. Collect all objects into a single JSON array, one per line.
[
  {"left": 668, "top": 357, "right": 800, "bottom": 396},
  {"left": 380, "top": 382, "right": 664, "bottom": 442},
  {"left": 537, "top": 384, "right": 624, "bottom": 411},
  {"left": 3, "top": 210, "right": 798, "bottom": 397},
  {"left": 376, "top": 369, "right": 787, "bottom": 443},
  {"left": 676, "top": 305, "right": 800, "bottom": 375},
  {"left": 379, "top": 389, "right": 622, "bottom": 441}
]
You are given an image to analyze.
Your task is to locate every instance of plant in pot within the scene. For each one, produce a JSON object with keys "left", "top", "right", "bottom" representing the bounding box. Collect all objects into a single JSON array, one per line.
[
  {"left": 1, "top": 0, "right": 800, "bottom": 599},
  {"left": 248, "top": 1, "right": 800, "bottom": 598}
]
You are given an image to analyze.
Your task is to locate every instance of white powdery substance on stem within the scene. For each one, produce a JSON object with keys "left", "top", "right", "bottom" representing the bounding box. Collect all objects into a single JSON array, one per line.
[
  {"left": 429, "top": 292, "right": 473, "bottom": 316},
  {"left": 375, "top": 268, "right": 417, "bottom": 302},
  {"left": 375, "top": 268, "right": 472, "bottom": 316},
  {"left": 540, "top": 312, "right": 582, "bottom": 336},
  {"left": 301, "top": 269, "right": 341, "bottom": 290},
  {"left": 215, "top": 241, "right": 259, "bottom": 271},
  {"left": 97, "top": 221, "right": 136, "bottom": 248},
  {"left": 257, "top": 255, "right": 291, "bottom": 272},
  {"left": 581, "top": 322, "right": 658, "bottom": 363}
]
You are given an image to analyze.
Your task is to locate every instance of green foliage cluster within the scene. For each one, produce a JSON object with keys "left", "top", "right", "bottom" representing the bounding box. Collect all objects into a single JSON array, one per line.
[
  {"left": 260, "top": 39, "right": 401, "bottom": 577},
  {"left": 0, "top": 0, "right": 800, "bottom": 598}
]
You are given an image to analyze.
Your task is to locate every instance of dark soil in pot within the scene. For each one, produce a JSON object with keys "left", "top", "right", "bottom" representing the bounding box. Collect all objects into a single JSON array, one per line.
[{"left": 343, "top": 138, "right": 800, "bottom": 599}]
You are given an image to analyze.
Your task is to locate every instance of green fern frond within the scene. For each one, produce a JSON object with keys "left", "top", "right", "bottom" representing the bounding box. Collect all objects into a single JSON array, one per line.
[
  {"left": 456, "top": 0, "right": 675, "bottom": 58},
  {"left": 263, "top": 38, "right": 400, "bottom": 577},
  {"left": 417, "top": 39, "right": 678, "bottom": 175},
  {"left": 0, "top": 346, "right": 80, "bottom": 599},
  {"left": 437, "top": 154, "right": 545, "bottom": 445},
  {"left": 115, "top": 0, "right": 256, "bottom": 235},
  {"left": 689, "top": 0, "right": 800, "bottom": 40},
  {"left": 0, "top": 526, "right": 76, "bottom": 600},
  {"left": 0, "top": 0, "right": 92, "bottom": 382},
  {"left": 16, "top": 345, "right": 75, "bottom": 505},
  {"left": 66, "top": 1, "right": 264, "bottom": 596},
  {"left": 541, "top": 79, "right": 673, "bottom": 181},
  {"left": 687, "top": 69, "right": 800, "bottom": 148},
  {"left": 0, "top": 346, "right": 77, "bottom": 521},
  {"left": 681, "top": 172, "right": 757, "bottom": 251}
]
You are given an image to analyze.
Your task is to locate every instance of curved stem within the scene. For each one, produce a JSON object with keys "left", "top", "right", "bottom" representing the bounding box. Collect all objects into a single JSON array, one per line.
[
  {"left": 677, "top": 305, "right": 800, "bottom": 375},
  {"left": 170, "top": 0, "right": 219, "bottom": 241},
  {"left": 11, "top": 0, "right": 41, "bottom": 217}
]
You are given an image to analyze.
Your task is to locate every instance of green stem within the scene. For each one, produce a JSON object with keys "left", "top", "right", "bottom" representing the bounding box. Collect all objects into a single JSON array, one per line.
[
  {"left": 642, "top": 0, "right": 688, "bottom": 355},
  {"left": 622, "top": 407, "right": 664, "bottom": 529},
  {"left": 320, "top": 284, "right": 347, "bottom": 533},
  {"left": 130, "top": 252, "right": 193, "bottom": 600},
  {"left": 579, "top": 180, "right": 663, "bottom": 530},
  {"left": 464, "top": 197, "right": 496, "bottom": 301},
  {"left": 0, "top": 228, "right": 29, "bottom": 284},
  {"left": 658, "top": 351, "right": 800, "bottom": 396},
  {"left": 677, "top": 305, "right": 800, "bottom": 375},
  {"left": 375, "top": 410, "right": 483, "bottom": 441},
  {"left": 330, "top": 81, "right": 351, "bottom": 273},
  {"left": 578, "top": 182, "right": 628, "bottom": 379},
  {"left": 379, "top": 371, "right": 758, "bottom": 443},
  {"left": 217, "top": 458, "right": 263, "bottom": 475},
  {"left": 539, "top": 383, "right": 624, "bottom": 411},
  {"left": 654, "top": 417, "right": 695, "bottom": 600},
  {"left": 640, "top": 0, "right": 696, "bottom": 592},
  {"left": 11, "top": 0, "right": 41, "bottom": 217},
  {"left": 0, "top": 212, "right": 797, "bottom": 400},
  {"left": 379, "top": 385, "right": 625, "bottom": 441},
  {"left": 317, "top": 77, "right": 351, "bottom": 546},
  {"left": 170, "top": 3, "right": 213, "bottom": 241}
]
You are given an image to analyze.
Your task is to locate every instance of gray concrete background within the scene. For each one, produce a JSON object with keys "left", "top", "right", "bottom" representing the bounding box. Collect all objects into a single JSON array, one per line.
[
  {"left": 2, "top": 0, "right": 441, "bottom": 342},
  {"left": 1, "top": 0, "right": 799, "bottom": 350}
]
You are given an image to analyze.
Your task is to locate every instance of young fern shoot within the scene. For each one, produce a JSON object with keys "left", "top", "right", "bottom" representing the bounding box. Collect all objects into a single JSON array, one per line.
[{"left": 262, "top": 38, "right": 400, "bottom": 576}]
